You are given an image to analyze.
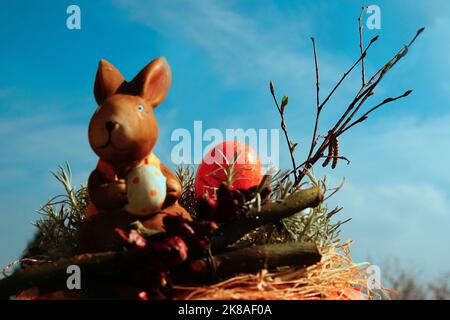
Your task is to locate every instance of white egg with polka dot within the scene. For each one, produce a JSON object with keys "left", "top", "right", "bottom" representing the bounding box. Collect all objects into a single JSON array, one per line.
[{"left": 125, "top": 165, "right": 167, "bottom": 215}]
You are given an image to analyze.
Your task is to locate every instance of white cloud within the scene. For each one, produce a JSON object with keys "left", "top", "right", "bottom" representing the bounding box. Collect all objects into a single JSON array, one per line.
[
  {"left": 0, "top": 112, "right": 95, "bottom": 268},
  {"left": 113, "top": 0, "right": 367, "bottom": 174},
  {"left": 1, "top": 0, "right": 446, "bottom": 279},
  {"left": 88, "top": 1, "right": 450, "bottom": 280},
  {"left": 0, "top": 114, "right": 92, "bottom": 166},
  {"left": 113, "top": 0, "right": 344, "bottom": 93}
]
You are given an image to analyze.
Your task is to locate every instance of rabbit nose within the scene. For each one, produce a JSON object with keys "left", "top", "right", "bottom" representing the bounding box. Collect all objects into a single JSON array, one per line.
[{"left": 105, "top": 121, "right": 118, "bottom": 132}]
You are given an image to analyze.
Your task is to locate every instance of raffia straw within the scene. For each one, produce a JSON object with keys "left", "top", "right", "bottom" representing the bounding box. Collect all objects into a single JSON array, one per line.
[
  {"left": 172, "top": 242, "right": 393, "bottom": 300},
  {"left": 1, "top": 258, "right": 44, "bottom": 278}
]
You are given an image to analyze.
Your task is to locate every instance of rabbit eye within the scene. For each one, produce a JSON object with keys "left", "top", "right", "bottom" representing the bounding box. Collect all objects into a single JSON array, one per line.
[{"left": 137, "top": 104, "right": 145, "bottom": 112}]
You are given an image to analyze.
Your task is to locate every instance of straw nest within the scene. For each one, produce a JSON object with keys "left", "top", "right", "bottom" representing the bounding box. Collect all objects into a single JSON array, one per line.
[{"left": 172, "top": 242, "right": 393, "bottom": 300}]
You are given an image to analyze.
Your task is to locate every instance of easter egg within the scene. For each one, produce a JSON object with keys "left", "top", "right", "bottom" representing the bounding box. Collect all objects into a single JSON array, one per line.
[
  {"left": 194, "top": 141, "right": 263, "bottom": 199},
  {"left": 329, "top": 287, "right": 366, "bottom": 300},
  {"left": 125, "top": 165, "right": 166, "bottom": 215}
]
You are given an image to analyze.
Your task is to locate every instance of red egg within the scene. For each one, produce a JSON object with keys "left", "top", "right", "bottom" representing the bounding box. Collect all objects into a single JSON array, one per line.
[
  {"left": 329, "top": 287, "right": 365, "bottom": 300},
  {"left": 194, "top": 141, "right": 263, "bottom": 199}
]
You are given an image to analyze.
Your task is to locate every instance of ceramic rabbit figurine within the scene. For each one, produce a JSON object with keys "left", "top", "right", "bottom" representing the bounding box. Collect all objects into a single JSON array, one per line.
[{"left": 79, "top": 57, "right": 191, "bottom": 252}]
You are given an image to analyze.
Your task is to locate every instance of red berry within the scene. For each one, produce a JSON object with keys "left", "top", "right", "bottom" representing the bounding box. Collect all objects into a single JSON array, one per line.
[{"left": 151, "top": 236, "right": 189, "bottom": 267}]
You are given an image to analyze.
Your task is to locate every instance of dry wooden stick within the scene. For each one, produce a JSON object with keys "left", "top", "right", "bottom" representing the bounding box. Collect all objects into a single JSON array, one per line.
[
  {"left": 174, "top": 242, "right": 321, "bottom": 284},
  {"left": 306, "top": 37, "right": 321, "bottom": 166},
  {"left": 0, "top": 188, "right": 323, "bottom": 299},
  {"left": 0, "top": 251, "right": 128, "bottom": 299},
  {"left": 340, "top": 90, "right": 413, "bottom": 135},
  {"left": 270, "top": 81, "right": 298, "bottom": 181},
  {"left": 283, "top": 34, "right": 379, "bottom": 186},
  {"left": 211, "top": 186, "right": 324, "bottom": 252},
  {"left": 291, "top": 27, "right": 423, "bottom": 185},
  {"left": 318, "top": 35, "right": 378, "bottom": 111},
  {"left": 0, "top": 243, "right": 321, "bottom": 299},
  {"left": 358, "top": 6, "right": 367, "bottom": 86}
]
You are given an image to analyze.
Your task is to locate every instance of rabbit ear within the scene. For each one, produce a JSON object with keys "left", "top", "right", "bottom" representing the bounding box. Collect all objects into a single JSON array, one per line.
[
  {"left": 94, "top": 59, "right": 125, "bottom": 105},
  {"left": 129, "top": 57, "right": 172, "bottom": 108}
]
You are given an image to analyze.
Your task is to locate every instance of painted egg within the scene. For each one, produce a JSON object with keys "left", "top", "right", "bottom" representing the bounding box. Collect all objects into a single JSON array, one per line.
[
  {"left": 194, "top": 141, "right": 263, "bottom": 199},
  {"left": 329, "top": 287, "right": 366, "bottom": 300},
  {"left": 125, "top": 165, "right": 166, "bottom": 216}
]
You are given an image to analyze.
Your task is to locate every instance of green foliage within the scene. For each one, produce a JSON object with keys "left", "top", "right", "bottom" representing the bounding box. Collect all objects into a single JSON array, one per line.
[
  {"left": 175, "top": 165, "right": 197, "bottom": 217},
  {"left": 23, "top": 163, "right": 87, "bottom": 261},
  {"left": 25, "top": 163, "right": 347, "bottom": 261},
  {"left": 174, "top": 164, "right": 348, "bottom": 248}
]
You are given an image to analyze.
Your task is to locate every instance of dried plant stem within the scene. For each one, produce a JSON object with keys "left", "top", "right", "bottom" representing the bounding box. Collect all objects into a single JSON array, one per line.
[
  {"left": 270, "top": 82, "right": 298, "bottom": 180},
  {"left": 173, "top": 242, "right": 387, "bottom": 300},
  {"left": 284, "top": 35, "right": 380, "bottom": 185},
  {"left": 340, "top": 90, "right": 413, "bottom": 135},
  {"left": 174, "top": 243, "right": 321, "bottom": 285},
  {"left": 0, "top": 252, "right": 127, "bottom": 299},
  {"left": 0, "top": 243, "right": 321, "bottom": 299},
  {"left": 289, "top": 27, "right": 424, "bottom": 185},
  {"left": 306, "top": 37, "right": 321, "bottom": 166},
  {"left": 358, "top": 6, "right": 367, "bottom": 86},
  {"left": 318, "top": 35, "right": 378, "bottom": 111},
  {"left": 211, "top": 186, "right": 323, "bottom": 252}
]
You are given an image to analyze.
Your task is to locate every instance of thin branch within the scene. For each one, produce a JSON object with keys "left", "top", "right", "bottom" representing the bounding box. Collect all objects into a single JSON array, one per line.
[
  {"left": 318, "top": 35, "right": 379, "bottom": 111},
  {"left": 294, "top": 35, "right": 378, "bottom": 185},
  {"left": 174, "top": 243, "right": 321, "bottom": 284},
  {"left": 358, "top": 6, "right": 367, "bottom": 87},
  {"left": 270, "top": 81, "right": 298, "bottom": 181},
  {"left": 290, "top": 28, "right": 422, "bottom": 186},
  {"left": 306, "top": 37, "right": 321, "bottom": 165},
  {"left": 361, "top": 27, "right": 424, "bottom": 96},
  {"left": 211, "top": 186, "right": 323, "bottom": 252},
  {"left": 0, "top": 243, "right": 322, "bottom": 298},
  {"left": 340, "top": 90, "right": 413, "bottom": 135},
  {"left": 336, "top": 80, "right": 379, "bottom": 134},
  {"left": 338, "top": 28, "right": 424, "bottom": 134},
  {"left": 408, "top": 27, "right": 425, "bottom": 47}
]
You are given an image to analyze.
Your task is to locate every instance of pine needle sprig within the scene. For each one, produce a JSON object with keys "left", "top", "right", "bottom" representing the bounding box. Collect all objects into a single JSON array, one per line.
[
  {"left": 175, "top": 165, "right": 197, "bottom": 216},
  {"left": 23, "top": 162, "right": 87, "bottom": 261}
]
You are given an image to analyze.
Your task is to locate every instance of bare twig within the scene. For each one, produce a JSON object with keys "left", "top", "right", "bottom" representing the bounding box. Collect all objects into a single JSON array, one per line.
[
  {"left": 288, "top": 27, "right": 423, "bottom": 186},
  {"left": 285, "top": 35, "right": 380, "bottom": 186},
  {"left": 318, "top": 35, "right": 379, "bottom": 111},
  {"left": 306, "top": 37, "right": 321, "bottom": 165},
  {"left": 0, "top": 243, "right": 321, "bottom": 298},
  {"left": 340, "top": 90, "right": 413, "bottom": 135},
  {"left": 358, "top": 6, "right": 367, "bottom": 86},
  {"left": 211, "top": 186, "right": 324, "bottom": 252},
  {"left": 174, "top": 243, "right": 321, "bottom": 284},
  {"left": 270, "top": 81, "right": 298, "bottom": 180},
  {"left": 361, "top": 27, "right": 424, "bottom": 97},
  {"left": 338, "top": 27, "right": 424, "bottom": 134}
]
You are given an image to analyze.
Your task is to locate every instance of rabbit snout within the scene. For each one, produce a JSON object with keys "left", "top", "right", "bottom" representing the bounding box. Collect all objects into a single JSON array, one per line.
[
  {"left": 88, "top": 94, "right": 158, "bottom": 165},
  {"left": 105, "top": 121, "right": 119, "bottom": 132}
]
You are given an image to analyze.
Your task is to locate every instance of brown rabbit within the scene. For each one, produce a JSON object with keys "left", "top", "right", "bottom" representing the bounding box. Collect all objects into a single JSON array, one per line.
[{"left": 79, "top": 57, "right": 191, "bottom": 253}]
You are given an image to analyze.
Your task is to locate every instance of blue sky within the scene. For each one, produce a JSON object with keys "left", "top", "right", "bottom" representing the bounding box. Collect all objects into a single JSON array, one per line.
[{"left": 0, "top": 0, "right": 449, "bottom": 282}]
